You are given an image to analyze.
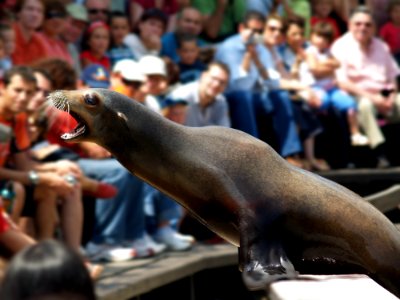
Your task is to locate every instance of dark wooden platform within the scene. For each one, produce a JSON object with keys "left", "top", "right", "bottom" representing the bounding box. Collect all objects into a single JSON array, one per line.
[{"left": 95, "top": 243, "right": 243, "bottom": 300}]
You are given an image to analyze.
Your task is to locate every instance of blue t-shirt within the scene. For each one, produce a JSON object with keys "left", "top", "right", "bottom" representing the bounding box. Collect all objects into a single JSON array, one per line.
[{"left": 178, "top": 60, "right": 206, "bottom": 84}]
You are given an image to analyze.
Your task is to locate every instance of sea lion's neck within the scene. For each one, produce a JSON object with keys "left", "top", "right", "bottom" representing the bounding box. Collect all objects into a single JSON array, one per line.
[{"left": 110, "top": 102, "right": 189, "bottom": 187}]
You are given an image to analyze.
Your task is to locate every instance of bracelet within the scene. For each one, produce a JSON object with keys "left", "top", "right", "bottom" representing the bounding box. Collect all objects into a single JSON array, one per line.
[{"left": 28, "top": 170, "right": 40, "bottom": 186}]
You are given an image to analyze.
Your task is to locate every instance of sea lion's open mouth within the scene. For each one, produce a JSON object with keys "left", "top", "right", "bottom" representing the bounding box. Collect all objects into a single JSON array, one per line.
[
  {"left": 60, "top": 111, "right": 87, "bottom": 141},
  {"left": 48, "top": 91, "right": 88, "bottom": 141}
]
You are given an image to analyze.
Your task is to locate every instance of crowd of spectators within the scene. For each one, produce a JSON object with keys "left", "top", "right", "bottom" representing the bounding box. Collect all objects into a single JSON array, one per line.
[{"left": 0, "top": 0, "right": 400, "bottom": 293}]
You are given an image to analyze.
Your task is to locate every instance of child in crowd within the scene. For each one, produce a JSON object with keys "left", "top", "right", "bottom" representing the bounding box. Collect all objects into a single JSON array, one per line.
[
  {"left": 107, "top": 11, "right": 136, "bottom": 68},
  {"left": 379, "top": 0, "right": 400, "bottom": 66},
  {"left": 176, "top": 33, "right": 206, "bottom": 84},
  {"left": 80, "top": 21, "right": 111, "bottom": 71},
  {"left": 310, "top": 0, "right": 342, "bottom": 40},
  {"left": 124, "top": 8, "right": 168, "bottom": 59},
  {"left": 305, "top": 22, "right": 369, "bottom": 147}
]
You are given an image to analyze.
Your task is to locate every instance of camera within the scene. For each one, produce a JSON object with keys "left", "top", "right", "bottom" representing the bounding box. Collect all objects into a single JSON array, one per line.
[
  {"left": 245, "top": 32, "right": 262, "bottom": 46},
  {"left": 380, "top": 88, "right": 394, "bottom": 97}
]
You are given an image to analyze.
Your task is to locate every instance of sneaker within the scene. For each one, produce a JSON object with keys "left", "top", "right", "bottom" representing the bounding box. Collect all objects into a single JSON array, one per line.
[
  {"left": 132, "top": 234, "right": 167, "bottom": 258},
  {"left": 351, "top": 133, "right": 369, "bottom": 146},
  {"left": 86, "top": 242, "right": 136, "bottom": 262},
  {"left": 154, "top": 226, "right": 195, "bottom": 251}
]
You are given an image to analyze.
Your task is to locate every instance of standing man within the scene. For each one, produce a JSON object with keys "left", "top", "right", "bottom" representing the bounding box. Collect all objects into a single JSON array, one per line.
[
  {"left": 167, "top": 61, "right": 231, "bottom": 127},
  {"left": 331, "top": 5, "right": 400, "bottom": 166}
]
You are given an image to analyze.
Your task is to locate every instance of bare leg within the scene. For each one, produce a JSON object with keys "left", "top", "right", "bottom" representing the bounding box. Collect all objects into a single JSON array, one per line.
[
  {"left": 0, "top": 227, "right": 36, "bottom": 254},
  {"left": 9, "top": 181, "right": 25, "bottom": 223},
  {"left": 34, "top": 187, "right": 58, "bottom": 240},
  {"left": 60, "top": 184, "right": 83, "bottom": 253}
]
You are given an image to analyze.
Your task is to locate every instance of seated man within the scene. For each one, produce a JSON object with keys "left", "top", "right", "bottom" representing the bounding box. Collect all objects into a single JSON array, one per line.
[
  {"left": 0, "top": 66, "right": 84, "bottom": 258},
  {"left": 331, "top": 5, "right": 400, "bottom": 167},
  {"left": 167, "top": 60, "right": 231, "bottom": 128},
  {"left": 214, "top": 10, "right": 303, "bottom": 166}
]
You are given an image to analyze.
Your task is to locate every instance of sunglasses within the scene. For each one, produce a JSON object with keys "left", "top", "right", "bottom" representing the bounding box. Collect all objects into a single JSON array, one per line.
[
  {"left": 46, "top": 11, "right": 67, "bottom": 19},
  {"left": 88, "top": 9, "right": 109, "bottom": 15},
  {"left": 354, "top": 21, "right": 372, "bottom": 28},
  {"left": 267, "top": 25, "right": 283, "bottom": 33}
]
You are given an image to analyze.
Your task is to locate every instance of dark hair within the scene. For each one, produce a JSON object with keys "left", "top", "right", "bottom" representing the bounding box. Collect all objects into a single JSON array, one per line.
[
  {"left": 140, "top": 8, "right": 168, "bottom": 30},
  {"left": 176, "top": 32, "right": 198, "bottom": 49},
  {"left": 177, "top": 6, "right": 201, "bottom": 20},
  {"left": 110, "top": 10, "right": 129, "bottom": 21},
  {"left": 0, "top": 23, "right": 12, "bottom": 33},
  {"left": 0, "top": 9, "right": 15, "bottom": 26},
  {"left": 205, "top": 61, "right": 230, "bottom": 78},
  {"left": 283, "top": 15, "right": 306, "bottom": 34},
  {"left": 242, "top": 10, "right": 266, "bottom": 27},
  {"left": 0, "top": 240, "right": 96, "bottom": 300},
  {"left": 80, "top": 20, "right": 110, "bottom": 52},
  {"left": 44, "top": 0, "right": 67, "bottom": 19},
  {"left": 31, "top": 67, "right": 53, "bottom": 86},
  {"left": 311, "top": 22, "right": 335, "bottom": 43},
  {"left": 387, "top": 0, "right": 400, "bottom": 14},
  {"left": 3, "top": 66, "right": 37, "bottom": 87},
  {"left": 31, "top": 58, "right": 77, "bottom": 90}
]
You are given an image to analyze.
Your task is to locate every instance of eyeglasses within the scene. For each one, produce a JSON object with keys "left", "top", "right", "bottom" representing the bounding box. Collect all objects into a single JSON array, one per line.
[
  {"left": 354, "top": 21, "right": 372, "bottom": 28},
  {"left": 267, "top": 25, "right": 283, "bottom": 33},
  {"left": 88, "top": 9, "right": 109, "bottom": 15},
  {"left": 46, "top": 11, "right": 67, "bottom": 19}
]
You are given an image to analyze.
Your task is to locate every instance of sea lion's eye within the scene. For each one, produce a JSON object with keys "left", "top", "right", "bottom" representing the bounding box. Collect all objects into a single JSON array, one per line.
[{"left": 84, "top": 93, "right": 99, "bottom": 106}]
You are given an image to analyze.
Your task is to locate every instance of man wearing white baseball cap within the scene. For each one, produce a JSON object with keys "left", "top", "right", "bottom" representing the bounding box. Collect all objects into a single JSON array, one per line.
[
  {"left": 111, "top": 58, "right": 161, "bottom": 113},
  {"left": 137, "top": 55, "right": 170, "bottom": 110}
]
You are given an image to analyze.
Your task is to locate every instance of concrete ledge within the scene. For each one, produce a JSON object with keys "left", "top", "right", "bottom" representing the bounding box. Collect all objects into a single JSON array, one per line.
[
  {"left": 317, "top": 167, "right": 400, "bottom": 184},
  {"left": 268, "top": 274, "right": 400, "bottom": 300},
  {"left": 365, "top": 184, "right": 400, "bottom": 213},
  {"left": 95, "top": 243, "right": 237, "bottom": 300}
]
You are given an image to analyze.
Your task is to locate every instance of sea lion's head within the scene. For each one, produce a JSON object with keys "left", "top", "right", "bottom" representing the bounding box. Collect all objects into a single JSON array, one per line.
[{"left": 49, "top": 88, "right": 130, "bottom": 144}]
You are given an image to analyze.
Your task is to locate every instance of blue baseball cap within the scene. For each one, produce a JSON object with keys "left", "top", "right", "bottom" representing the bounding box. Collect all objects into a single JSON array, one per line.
[
  {"left": 161, "top": 97, "right": 188, "bottom": 109},
  {"left": 80, "top": 64, "right": 110, "bottom": 88}
]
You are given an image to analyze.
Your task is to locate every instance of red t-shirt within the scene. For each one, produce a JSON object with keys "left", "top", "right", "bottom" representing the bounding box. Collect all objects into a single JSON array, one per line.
[
  {"left": 379, "top": 22, "right": 400, "bottom": 54},
  {"left": 11, "top": 22, "right": 47, "bottom": 66},
  {"left": 0, "top": 113, "right": 31, "bottom": 167},
  {"left": 80, "top": 50, "right": 111, "bottom": 71}
]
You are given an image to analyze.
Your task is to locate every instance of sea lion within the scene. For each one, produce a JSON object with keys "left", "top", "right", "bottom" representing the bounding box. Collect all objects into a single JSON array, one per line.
[{"left": 50, "top": 88, "right": 400, "bottom": 297}]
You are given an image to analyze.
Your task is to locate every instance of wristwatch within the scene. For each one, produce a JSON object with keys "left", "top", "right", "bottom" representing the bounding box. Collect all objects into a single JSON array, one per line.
[{"left": 28, "top": 170, "right": 40, "bottom": 186}]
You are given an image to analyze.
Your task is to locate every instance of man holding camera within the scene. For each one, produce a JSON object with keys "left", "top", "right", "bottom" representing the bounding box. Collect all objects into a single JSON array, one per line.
[
  {"left": 331, "top": 6, "right": 400, "bottom": 166},
  {"left": 215, "top": 10, "right": 303, "bottom": 167}
]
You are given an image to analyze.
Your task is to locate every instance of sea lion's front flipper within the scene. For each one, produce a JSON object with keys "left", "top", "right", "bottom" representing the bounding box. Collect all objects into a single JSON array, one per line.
[{"left": 240, "top": 236, "right": 298, "bottom": 291}]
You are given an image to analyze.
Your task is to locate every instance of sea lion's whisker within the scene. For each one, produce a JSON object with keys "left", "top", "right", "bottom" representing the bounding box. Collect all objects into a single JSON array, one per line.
[{"left": 48, "top": 91, "right": 69, "bottom": 112}]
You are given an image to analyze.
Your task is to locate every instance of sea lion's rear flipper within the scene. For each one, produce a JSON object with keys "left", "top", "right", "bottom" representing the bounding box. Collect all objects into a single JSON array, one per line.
[{"left": 240, "top": 238, "right": 298, "bottom": 291}]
